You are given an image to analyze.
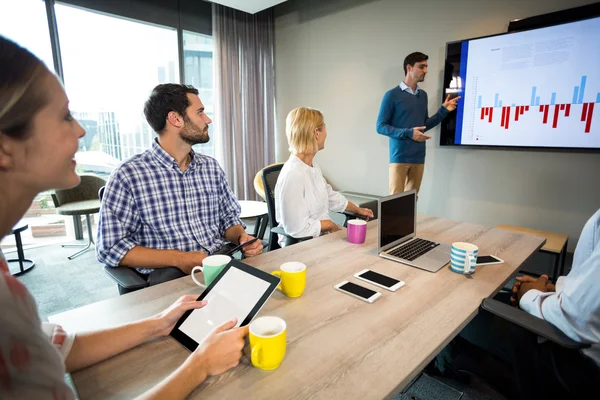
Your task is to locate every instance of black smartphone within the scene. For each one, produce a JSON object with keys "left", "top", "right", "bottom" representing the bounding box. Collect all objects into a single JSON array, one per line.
[
  {"left": 475, "top": 255, "right": 504, "bottom": 265},
  {"left": 225, "top": 237, "right": 260, "bottom": 256}
]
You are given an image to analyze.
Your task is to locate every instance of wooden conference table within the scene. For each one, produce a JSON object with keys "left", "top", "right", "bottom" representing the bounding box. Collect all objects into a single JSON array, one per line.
[{"left": 50, "top": 215, "right": 545, "bottom": 400}]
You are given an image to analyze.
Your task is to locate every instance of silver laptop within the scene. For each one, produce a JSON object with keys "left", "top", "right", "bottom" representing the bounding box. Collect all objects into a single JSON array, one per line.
[{"left": 378, "top": 190, "right": 451, "bottom": 272}]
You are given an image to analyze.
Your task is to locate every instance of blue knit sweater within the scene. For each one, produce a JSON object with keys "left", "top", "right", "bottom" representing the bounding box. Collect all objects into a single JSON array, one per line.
[{"left": 376, "top": 86, "right": 449, "bottom": 164}]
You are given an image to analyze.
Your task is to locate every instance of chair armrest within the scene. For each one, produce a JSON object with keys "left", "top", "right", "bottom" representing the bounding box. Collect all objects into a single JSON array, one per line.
[
  {"left": 103, "top": 266, "right": 149, "bottom": 291},
  {"left": 341, "top": 211, "right": 369, "bottom": 228},
  {"left": 342, "top": 211, "right": 363, "bottom": 219},
  {"left": 271, "top": 226, "right": 312, "bottom": 242},
  {"left": 481, "top": 298, "right": 589, "bottom": 350}
]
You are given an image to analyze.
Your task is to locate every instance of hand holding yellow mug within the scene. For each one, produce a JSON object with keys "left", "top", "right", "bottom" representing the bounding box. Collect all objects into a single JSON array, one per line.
[
  {"left": 249, "top": 316, "right": 287, "bottom": 370},
  {"left": 271, "top": 262, "right": 306, "bottom": 298}
]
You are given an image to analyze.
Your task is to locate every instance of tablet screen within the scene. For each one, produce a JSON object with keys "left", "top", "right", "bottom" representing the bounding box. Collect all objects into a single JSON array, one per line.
[{"left": 178, "top": 266, "right": 271, "bottom": 345}]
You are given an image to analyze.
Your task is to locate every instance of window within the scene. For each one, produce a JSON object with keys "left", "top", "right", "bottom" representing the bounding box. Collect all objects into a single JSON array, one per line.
[
  {"left": 55, "top": 3, "right": 180, "bottom": 178},
  {"left": 0, "top": 0, "right": 55, "bottom": 72},
  {"left": 0, "top": 0, "right": 64, "bottom": 251},
  {"left": 183, "top": 31, "right": 216, "bottom": 159}
]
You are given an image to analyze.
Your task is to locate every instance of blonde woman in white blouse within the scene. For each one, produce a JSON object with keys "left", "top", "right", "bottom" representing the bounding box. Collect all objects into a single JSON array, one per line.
[{"left": 275, "top": 107, "right": 374, "bottom": 246}]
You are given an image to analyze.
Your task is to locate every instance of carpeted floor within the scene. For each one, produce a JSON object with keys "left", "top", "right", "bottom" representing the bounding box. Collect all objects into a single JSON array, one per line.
[{"left": 6, "top": 240, "right": 117, "bottom": 321}]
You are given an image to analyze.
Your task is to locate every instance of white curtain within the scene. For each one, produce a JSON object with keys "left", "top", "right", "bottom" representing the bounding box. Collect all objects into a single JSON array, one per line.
[{"left": 213, "top": 4, "right": 276, "bottom": 200}]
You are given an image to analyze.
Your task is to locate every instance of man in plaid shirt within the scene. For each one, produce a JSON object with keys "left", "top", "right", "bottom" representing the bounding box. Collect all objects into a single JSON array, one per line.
[{"left": 97, "top": 84, "right": 262, "bottom": 291}]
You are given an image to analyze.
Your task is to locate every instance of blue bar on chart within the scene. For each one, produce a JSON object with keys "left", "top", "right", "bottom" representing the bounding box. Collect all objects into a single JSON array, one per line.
[
  {"left": 550, "top": 93, "right": 556, "bottom": 105},
  {"left": 499, "top": 100, "right": 503, "bottom": 107},
  {"left": 535, "top": 96, "right": 540, "bottom": 106},
  {"left": 478, "top": 96, "right": 482, "bottom": 108},
  {"left": 511, "top": 103, "right": 516, "bottom": 107},
  {"left": 596, "top": 92, "right": 600, "bottom": 103},
  {"left": 530, "top": 87, "right": 537, "bottom": 106},
  {"left": 573, "top": 86, "right": 580, "bottom": 104},
  {"left": 494, "top": 93, "right": 499, "bottom": 108},
  {"left": 578, "top": 76, "right": 587, "bottom": 104}
]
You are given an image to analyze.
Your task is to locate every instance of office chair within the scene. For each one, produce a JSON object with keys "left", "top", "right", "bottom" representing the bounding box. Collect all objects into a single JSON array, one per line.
[
  {"left": 52, "top": 174, "right": 106, "bottom": 260},
  {"left": 480, "top": 298, "right": 599, "bottom": 398},
  {"left": 254, "top": 162, "right": 284, "bottom": 201}
]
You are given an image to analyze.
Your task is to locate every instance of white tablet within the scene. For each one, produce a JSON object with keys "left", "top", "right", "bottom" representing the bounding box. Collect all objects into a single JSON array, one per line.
[{"left": 171, "top": 260, "right": 280, "bottom": 352}]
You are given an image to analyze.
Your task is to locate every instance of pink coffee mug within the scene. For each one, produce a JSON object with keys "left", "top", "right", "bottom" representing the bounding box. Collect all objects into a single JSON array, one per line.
[{"left": 347, "top": 219, "right": 367, "bottom": 244}]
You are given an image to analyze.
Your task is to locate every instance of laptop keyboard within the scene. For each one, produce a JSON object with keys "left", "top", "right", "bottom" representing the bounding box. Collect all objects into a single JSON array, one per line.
[{"left": 387, "top": 238, "right": 439, "bottom": 261}]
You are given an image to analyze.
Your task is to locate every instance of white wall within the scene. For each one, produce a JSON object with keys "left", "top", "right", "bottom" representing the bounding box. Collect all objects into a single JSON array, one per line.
[{"left": 274, "top": 0, "right": 600, "bottom": 250}]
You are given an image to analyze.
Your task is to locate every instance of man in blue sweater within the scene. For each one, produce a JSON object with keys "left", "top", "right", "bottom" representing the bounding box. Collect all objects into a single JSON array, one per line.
[{"left": 376, "top": 52, "right": 459, "bottom": 195}]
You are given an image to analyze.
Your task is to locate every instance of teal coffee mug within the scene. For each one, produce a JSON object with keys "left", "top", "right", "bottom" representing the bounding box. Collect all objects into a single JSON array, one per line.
[
  {"left": 450, "top": 242, "right": 479, "bottom": 274},
  {"left": 191, "top": 255, "right": 231, "bottom": 287}
]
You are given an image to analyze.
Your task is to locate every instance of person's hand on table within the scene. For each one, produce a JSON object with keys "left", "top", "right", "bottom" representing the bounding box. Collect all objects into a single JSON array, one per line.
[
  {"left": 239, "top": 232, "right": 263, "bottom": 257},
  {"left": 510, "top": 274, "right": 553, "bottom": 306},
  {"left": 357, "top": 208, "right": 374, "bottom": 221}
]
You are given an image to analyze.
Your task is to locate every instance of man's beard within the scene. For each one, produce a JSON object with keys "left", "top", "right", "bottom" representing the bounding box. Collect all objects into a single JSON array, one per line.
[{"left": 180, "top": 116, "right": 209, "bottom": 145}]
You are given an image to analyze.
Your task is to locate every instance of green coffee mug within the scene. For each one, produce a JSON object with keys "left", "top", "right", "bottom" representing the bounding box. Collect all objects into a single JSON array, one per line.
[{"left": 191, "top": 255, "right": 231, "bottom": 287}]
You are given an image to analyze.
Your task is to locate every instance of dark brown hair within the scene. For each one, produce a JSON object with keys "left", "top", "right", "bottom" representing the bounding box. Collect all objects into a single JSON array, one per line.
[
  {"left": 143, "top": 84, "right": 199, "bottom": 134},
  {"left": 403, "top": 52, "right": 428, "bottom": 75},
  {"left": 0, "top": 35, "right": 51, "bottom": 139}
]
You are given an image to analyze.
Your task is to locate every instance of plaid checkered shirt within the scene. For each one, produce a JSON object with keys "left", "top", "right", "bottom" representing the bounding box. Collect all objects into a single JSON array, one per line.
[{"left": 96, "top": 139, "right": 243, "bottom": 274}]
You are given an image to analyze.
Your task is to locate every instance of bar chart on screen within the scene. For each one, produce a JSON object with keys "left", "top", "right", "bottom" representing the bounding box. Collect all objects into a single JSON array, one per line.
[
  {"left": 476, "top": 76, "right": 599, "bottom": 133},
  {"left": 455, "top": 16, "right": 600, "bottom": 149}
]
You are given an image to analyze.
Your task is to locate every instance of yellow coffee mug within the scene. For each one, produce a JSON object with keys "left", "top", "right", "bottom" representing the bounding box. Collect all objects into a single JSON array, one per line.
[
  {"left": 249, "top": 316, "right": 287, "bottom": 370},
  {"left": 271, "top": 262, "right": 306, "bottom": 298}
]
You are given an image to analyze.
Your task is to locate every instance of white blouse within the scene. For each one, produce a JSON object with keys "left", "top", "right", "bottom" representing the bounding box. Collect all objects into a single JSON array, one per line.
[{"left": 275, "top": 155, "right": 348, "bottom": 246}]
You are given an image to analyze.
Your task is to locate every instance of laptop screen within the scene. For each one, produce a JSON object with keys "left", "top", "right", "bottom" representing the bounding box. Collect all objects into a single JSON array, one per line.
[{"left": 380, "top": 192, "right": 416, "bottom": 248}]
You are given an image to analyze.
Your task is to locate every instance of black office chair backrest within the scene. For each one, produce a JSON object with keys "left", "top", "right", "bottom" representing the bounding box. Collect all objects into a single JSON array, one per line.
[
  {"left": 262, "top": 164, "right": 282, "bottom": 227},
  {"left": 98, "top": 186, "right": 105, "bottom": 202},
  {"left": 261, "top": 164, "right": 284, "bottom": 250}
]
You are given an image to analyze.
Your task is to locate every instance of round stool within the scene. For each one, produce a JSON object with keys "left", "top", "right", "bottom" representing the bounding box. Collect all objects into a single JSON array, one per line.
[{"left": 8, "top": 223, "right": 35, "bottom": 276}]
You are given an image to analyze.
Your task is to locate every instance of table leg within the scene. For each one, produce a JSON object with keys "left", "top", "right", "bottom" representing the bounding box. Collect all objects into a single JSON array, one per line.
[
  {"left": 559, "top": 239, "right": 568, "bottom": 277},
  {"left": 73, "top": 215, "right": 83, "bottom": 240},
  {"left": 8, "top": 230, "right": 35, "bottom": 276},
  {"left": 15, "top": 231, "right": 25, "bottom": 271}
]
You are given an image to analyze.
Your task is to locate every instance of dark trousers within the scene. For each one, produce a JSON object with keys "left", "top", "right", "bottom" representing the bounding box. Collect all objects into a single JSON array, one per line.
[{"left": 436, "top": 291, "right": 600, "bottom": 400}]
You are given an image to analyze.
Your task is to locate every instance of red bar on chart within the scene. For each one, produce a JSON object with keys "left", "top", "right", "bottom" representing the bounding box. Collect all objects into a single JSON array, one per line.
[
  {"left": 582, "top": 103, "right": 588, "bottom": 121},
  {"left": 565, "top": 104, "right": 571, "bottom": 117},
  {"left": 542, "top": 105, "right": 550, "bottom": 124},
  {"left": 481, "top": 108, "right": 485, "bottom": 120},
  {"left": 552, "top": 104, "right": 560, "bottom": 128},
  {"left": 505, "top": 107, "right": 511, "bottom": 129},
  {"left": 585, "top": 103, "right": 595, "bottom": 133},
  {"left": 501, "top": 107, "right": 506, "bottom": 127},
  {"left": 525, "top": 106, "right": 530, "bottom": 111},
  {"left": 515, "top": 106, "right": 520, "bottom": 121},
  {"left": 560, "top": 104, "right": 565, "bottom": 111},
  {"left": 488, "top": 107, "right": 493, "bottom": 123}
]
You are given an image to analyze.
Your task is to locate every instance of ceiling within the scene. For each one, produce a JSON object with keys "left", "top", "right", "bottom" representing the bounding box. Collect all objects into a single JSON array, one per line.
[{"left": 208, "top": 0, "right": 288, "bottom": 14}]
